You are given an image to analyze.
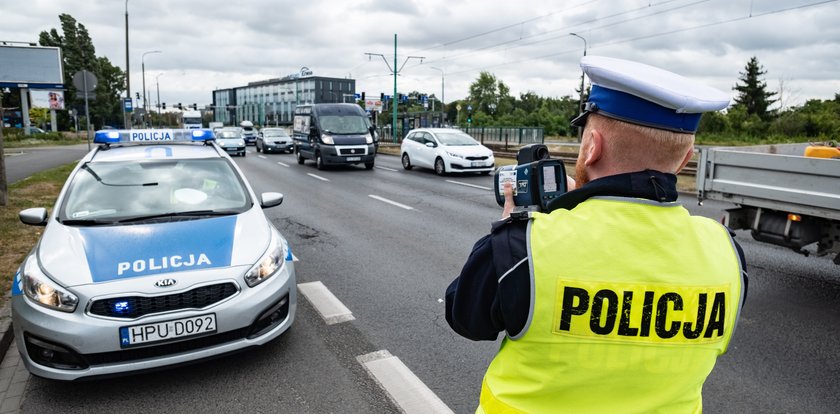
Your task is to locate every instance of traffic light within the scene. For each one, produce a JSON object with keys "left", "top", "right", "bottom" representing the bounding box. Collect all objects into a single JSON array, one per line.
[
  {"left": 380, "top": 92, "right": 384, "bottom": 100},
  {"left": 467, "top": 112, "right": 472, "bottom": 124},
  {"left": 177, "top": 103, "right": 182, "bottom": 110},
  {"left": 192, "top": 103, "right": 197, "bottom": 110},
  {"left": 398, "top": 93, "right": 403, "bottom": 102},
  {"left": 136, "top": 92, "right": 140, "bottom": 99},
  {"left": 361, "top": 92, "right": 365, "bottom": 101},
  {"left": 162, "top": 102, "right": 166, "bottom": 110}
]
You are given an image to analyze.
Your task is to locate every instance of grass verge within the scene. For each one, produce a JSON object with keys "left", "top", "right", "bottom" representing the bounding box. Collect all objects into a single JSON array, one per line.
[{"left": 0, "top": 162, "right": 75, "bottom": 306}]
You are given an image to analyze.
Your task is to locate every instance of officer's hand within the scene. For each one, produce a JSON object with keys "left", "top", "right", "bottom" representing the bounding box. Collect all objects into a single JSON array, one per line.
[{"left": 501, "top": 181, "right": 515, "bottom": 219}]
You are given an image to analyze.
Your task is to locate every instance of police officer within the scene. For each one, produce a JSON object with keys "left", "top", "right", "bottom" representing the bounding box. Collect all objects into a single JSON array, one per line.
[{"left": 445, "top": 56, "right": 748, "bottom": 413}]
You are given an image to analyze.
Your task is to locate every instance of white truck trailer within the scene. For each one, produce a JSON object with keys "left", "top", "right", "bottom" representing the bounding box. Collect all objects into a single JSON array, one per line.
[{"left": 696, "top": 143, "right": 840, "bottom": 264}]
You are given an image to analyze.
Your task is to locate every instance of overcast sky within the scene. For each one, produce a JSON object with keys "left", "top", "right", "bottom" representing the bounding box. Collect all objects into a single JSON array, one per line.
[{"left": 2, "top": 0, "right": 838, "bottom": 111}]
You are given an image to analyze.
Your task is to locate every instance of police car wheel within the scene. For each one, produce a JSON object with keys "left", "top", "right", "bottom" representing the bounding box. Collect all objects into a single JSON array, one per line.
[
  {"left": 435, "top": 158, "right": 446, "bottom": 176},
  {"left": 315, "top": 152, "right": 325, "bottom": 170},
  {"left": 401, "top": 153, "right": 413, "bottom": 170}
]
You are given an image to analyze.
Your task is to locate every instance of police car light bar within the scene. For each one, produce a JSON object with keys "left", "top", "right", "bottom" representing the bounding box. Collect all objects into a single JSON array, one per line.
[{"left": 94, "top": 129, "right": 215, "bottom": 144}]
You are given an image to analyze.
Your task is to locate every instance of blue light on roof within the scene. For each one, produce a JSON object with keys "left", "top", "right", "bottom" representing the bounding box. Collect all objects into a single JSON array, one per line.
[
  {"left": 190, "top": 129, "right": 215, "bottom": 141},
  {"left": 94, "top": 130, "right": 122, "bottom": 144}
]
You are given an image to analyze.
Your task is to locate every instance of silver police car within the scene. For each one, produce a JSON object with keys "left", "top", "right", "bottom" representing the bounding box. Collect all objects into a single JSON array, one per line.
[{"left": 12, "top": 129, "right": 296, "bottom": 380}]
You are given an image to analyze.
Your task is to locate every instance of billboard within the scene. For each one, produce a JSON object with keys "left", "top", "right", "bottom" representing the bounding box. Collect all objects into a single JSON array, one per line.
[
  {"left": 30, "top": 90, "right": 65, "bottom": 110},
  {"left": 0, "top": 45, "right": 64, "bottom": 88}
]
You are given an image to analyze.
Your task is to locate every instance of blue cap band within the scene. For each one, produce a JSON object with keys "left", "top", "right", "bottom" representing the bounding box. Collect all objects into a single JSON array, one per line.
[{"left": 586, "top": 85, "right": 702, "bottom": 133}]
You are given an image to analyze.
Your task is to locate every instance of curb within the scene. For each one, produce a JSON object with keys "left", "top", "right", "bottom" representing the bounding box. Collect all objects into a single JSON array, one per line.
[{"left": 0, "top": 294, "right": 13, "bottom": 365}]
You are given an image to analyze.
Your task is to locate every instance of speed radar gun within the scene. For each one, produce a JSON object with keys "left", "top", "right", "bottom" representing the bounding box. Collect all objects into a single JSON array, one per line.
[{"left": 494, "top": 144, "right": 568, "bottom": 212}]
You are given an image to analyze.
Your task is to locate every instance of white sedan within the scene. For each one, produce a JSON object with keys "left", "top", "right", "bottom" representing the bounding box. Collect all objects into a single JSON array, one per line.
[{"left": 400, "top": 128, "right": 495, "bottom": 175}]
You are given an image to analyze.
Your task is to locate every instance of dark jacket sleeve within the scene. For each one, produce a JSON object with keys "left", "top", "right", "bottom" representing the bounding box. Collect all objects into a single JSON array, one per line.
[{"left": 445, "top": 219, "right": 529, "bottom": 341}]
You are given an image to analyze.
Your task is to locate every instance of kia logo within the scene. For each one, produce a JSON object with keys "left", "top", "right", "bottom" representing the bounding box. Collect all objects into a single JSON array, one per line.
[{"left": 154, "top": 278, "right": 177, "bottom": 288}]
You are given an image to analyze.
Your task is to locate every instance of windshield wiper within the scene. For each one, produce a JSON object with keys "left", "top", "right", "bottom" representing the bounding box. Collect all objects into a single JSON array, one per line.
[
  {"left": 59, "top": 218, "right": 116, "bottom": 226},
  {"left": 114, "top": 209, "right": 241, "bottom": 223}
]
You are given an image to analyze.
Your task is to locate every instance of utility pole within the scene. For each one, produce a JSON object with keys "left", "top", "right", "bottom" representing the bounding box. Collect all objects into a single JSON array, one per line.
[
  {"left": 570, "top": 33, "right": 587, "bottom": 142},
  {"left": 0, "top": 90, "right": 9, "bottom": 206},
  {"left": 124, "top": 0, "right": 131, "bottom": 129},
  {"left": 365, "top": 34, "right": 424, "bottom": 143}
]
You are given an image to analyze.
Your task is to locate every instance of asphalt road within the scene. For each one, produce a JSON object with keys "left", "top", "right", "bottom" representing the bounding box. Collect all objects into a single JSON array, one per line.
[
  {"left": 8, "top": 147, "right": 840, "bottom": 413},
  {"left": 2, "top": 144, "right": 91, "bottom": 184}
]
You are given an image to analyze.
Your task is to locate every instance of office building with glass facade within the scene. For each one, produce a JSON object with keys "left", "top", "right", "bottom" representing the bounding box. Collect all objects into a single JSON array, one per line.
[{"left": 212, "top": 73, "right": 356, "bottom": 126}]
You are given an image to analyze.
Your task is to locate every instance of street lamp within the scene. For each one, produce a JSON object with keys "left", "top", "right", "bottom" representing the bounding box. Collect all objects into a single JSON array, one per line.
[
  {"left": 569, "top": 33, "right": 587, "bottom": 141},
  {"left": 142, "top": 50, "right": 162, "bottom": 127},
  {"left": 430, "top": 66, "right": 444, "bottom": 115}
]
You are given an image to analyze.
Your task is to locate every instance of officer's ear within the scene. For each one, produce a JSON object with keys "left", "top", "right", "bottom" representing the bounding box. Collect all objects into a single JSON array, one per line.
[
  {"left": 583, "top": 128, "right": 603, "bottom": 167},
  {"left": 674, "top": 144, "right": 694, "bottom": 174}
]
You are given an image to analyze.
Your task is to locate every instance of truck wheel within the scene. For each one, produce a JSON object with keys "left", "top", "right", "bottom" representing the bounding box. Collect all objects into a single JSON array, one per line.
[
  {"left": 315, "top": 151, "right": 325, "bottom": 170},
  {"left": 365, "top": 161, "right": 375, "bottom": 170},
  {"left": 296, "top": 149, "right": 305, "bottom": 164}
]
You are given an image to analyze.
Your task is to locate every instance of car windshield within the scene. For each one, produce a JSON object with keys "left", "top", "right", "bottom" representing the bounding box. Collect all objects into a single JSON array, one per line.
[
  {"left": 263, "top": 129, "right": 289, "bottom": 137},
  {"left": 319, "top": 115, "right": 369, "bottom": 135},
  {"left": 435, "top": 132, "right": 478, "bottom": 146},
  {"left": 59, "top": 158, "right": 250, "bottom": 223},
  {"left": 218, "top": 130, "right": 241, "bottom": 139}
]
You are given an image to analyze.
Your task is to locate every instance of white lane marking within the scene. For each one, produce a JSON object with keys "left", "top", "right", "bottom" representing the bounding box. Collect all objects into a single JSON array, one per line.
[
  {"left": 307, "top": 173, "right": 330, "bottom": 182},
  {"left": 258, "top": 155, "right": 267, "bottom": 159},
  {"left": 375, "top": 166, "right": 398, "bottom": 172},
  {"left": 277, "top": 161, "right": 290, "bottom": 168},
  {"left": 446, "top": 179, "right": 492, "bottom": 191},
  {"left": 297, "top": 281, "right": 355, "bottom": 325},
  {"left": 358, "top": 350, "right": 453, "bottom": 414},
  {"left": 368, "top": 194, "right": 414, "bottom": 210}
]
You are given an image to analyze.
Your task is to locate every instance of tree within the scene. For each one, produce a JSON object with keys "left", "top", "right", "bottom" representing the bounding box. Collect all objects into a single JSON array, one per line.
[
  {"left": 38, "top": 14, "right": 125, "bottom": 130},
  {"left": 733, "top": 56, "right": 777, "bottom": 122}
]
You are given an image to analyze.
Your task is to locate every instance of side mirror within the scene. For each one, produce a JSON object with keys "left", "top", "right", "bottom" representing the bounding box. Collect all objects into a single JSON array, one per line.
[
  {"left": 20, "top": 208, "right": 48, "bottom": 226},
  {"left": 260, "top": 192, "right": 284, "bottom": 208},
  {"left": 425, "top": 142, "right": 436, "bottom": 148}
]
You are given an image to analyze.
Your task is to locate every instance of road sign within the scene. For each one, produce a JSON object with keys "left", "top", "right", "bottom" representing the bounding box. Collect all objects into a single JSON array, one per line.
[
  {"left": 456, "top": 104, "right": 462, "bottom": 111},
  {"left": 123, "top": 98, "right": 133, "bottom": 112},
  {"left": 72, "top": 70, "right": 97, "bottom": 92},
  {"left": 467, "top": 105, "right": 472, "bottom": 111},
  {"left": 354, "top": 93, "right": 361, "bottom": 99}
]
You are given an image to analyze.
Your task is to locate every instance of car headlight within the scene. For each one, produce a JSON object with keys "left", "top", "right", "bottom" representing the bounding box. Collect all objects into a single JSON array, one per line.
[
  {"left": 238, "top": 140, "right": 245, "bottom": 146},
  {"left": 446, "top": 151, "right": 465, "bottom": 160},
  {"left": 365, "top": 133, "right": 373, "bottom": 144},
  {"left": 21, "top": 254, "right": 78, "bottom": 312},
  {"left": 321, "top": 134, "right": 335, "bottom": 145},
  {"left": 244, "top": 231, "right": 288, "bottom": 287}
]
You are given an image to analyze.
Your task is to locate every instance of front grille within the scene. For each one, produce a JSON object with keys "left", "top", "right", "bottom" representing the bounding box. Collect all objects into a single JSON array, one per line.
[
  {"left": 89, "top": 283, "right": 238, "bottom": 319},
  {"left": 339, "top": 147, "right": 366, "bottom": 155},
  {"left": 83, "top": 327, "right": 250, "bottom": 366},
  {"left": 465, "top": 156, "right": 489, "bottom": 161}
]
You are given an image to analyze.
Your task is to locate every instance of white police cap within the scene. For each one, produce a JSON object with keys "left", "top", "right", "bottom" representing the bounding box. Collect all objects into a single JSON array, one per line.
[{"left": 571, "top": 56, "right": 730, "bottom": 133}]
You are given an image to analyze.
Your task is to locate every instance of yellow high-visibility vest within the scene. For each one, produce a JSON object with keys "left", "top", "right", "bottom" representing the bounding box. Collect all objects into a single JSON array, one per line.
[{"left": 480, "top": 197, "right": 744, "bottom": 414}]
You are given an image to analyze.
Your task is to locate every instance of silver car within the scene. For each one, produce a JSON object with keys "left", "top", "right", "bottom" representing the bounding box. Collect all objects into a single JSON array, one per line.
[
  {"left": 256, "top": 128, "right": 293, "bottom": 154},
  {"left": 12, "top": 128, "right": 296, "bottom": 380}
]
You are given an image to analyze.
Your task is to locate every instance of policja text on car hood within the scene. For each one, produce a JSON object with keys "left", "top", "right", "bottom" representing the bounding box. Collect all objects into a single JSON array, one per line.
[{"left": 36, "top": 208, "right": 271, "bottom": 288}]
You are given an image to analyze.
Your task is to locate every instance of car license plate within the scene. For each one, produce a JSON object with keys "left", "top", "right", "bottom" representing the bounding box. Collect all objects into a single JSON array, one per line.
[
  {"left": 119, "top": 313, "right": 217, "bottom": 348},
  {"left": 346, "top": 156, "right": 361, "bottom": 161},
  {"left": 471, "top": 161, "right": 484, "bottom": 167}
]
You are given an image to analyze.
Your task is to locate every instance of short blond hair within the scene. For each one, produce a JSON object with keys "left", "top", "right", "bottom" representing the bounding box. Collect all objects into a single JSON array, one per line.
[{"left": 586, "top": 114, "right": 694, "bottom": 173}]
